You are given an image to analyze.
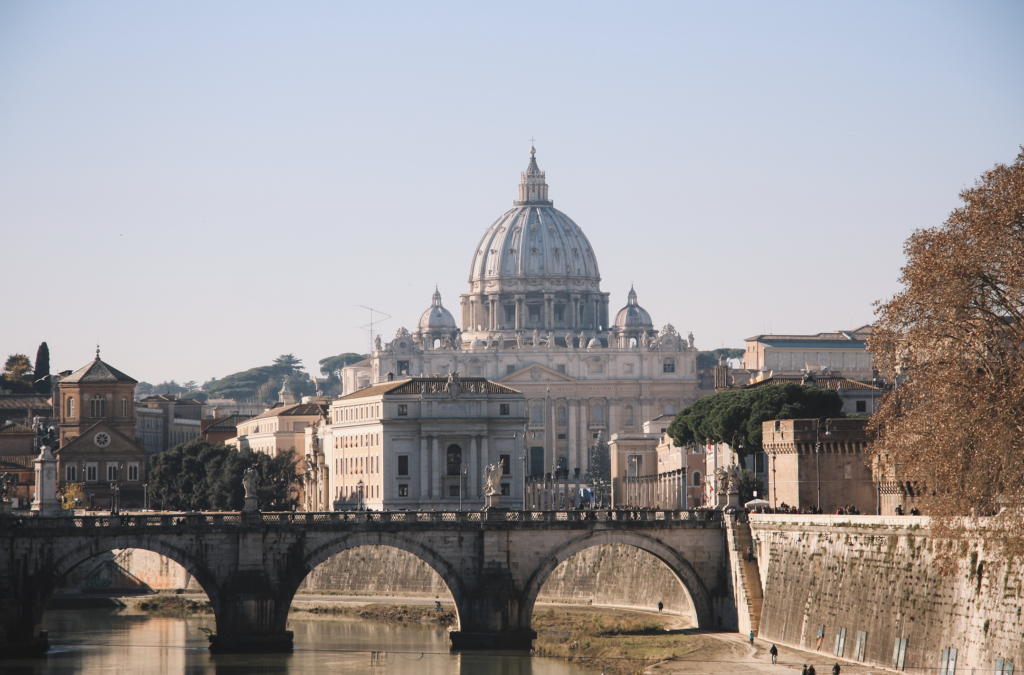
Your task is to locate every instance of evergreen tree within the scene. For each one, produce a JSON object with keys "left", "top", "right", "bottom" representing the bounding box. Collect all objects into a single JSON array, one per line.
[{"left": 33, "top": 342, "right": 50, "bottom": 393}]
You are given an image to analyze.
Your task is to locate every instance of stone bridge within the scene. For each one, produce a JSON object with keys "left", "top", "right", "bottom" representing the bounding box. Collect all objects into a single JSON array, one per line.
[{"left": 0, "top": 509, "right": 730, "bottom": 656}]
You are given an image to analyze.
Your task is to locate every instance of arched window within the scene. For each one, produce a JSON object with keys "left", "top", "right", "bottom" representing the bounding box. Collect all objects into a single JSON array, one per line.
[
  {"left": 557, "top": 406, "right": 566, "bottom": 425},
  {"left": 624, "top": 405, "right": 634, "bottom": 425},
  {"left": 592, "top": 403, "right": 604, "bottom": 425},
  {"left": 433, "top": 338, "right": 441, "bottom": 349},
  {"left": 446, "top": 444, "right": 462, "bottom": 476},
  {"left": 67, "top": 397, "right": 75, "bottom": 418},
  {"left": 629, "top": 337, "right": 637, "bottom": 348},
  {"left": 90, "top": 396, "right": 106, "bottom": 418},
  {"left": 531, "top": 405, "right": 543, "bottom": 424},
  {"left": 693, "top": 471, "right": 702, "bottom": 487}
]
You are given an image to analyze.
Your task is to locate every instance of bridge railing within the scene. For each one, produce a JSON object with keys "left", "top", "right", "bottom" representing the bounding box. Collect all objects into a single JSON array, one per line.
[{"left": 0, "top": 509, "right": 721, "bottom": 529}]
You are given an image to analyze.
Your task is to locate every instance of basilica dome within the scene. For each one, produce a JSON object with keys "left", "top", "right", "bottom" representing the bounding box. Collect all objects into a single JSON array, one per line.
[
  {"left": 468, "top": 148, "right": 601, "bottom": 289},
  {"left": 418, "top": 288, "right": 458, "bottom": 332},
  {"left": 613, "top": 286, "right": 653, "bottom": 329}
]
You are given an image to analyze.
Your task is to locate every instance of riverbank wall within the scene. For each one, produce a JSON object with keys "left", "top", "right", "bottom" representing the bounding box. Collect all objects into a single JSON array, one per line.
[{"left": 750, "top": 514, "right": 1024, "bottom": 673}]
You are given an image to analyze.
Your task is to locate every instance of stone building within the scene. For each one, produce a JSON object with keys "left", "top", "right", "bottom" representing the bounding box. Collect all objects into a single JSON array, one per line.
[
  {"left": 609, "top": 417, "right": 709, "bottom": 510},
  {"left": 230, "top": 402, "right": 328, "bottom": 458},
  {"left": 761, "top": 417, "right": 875, "bottom": 514},
  {"left": 200, "top": 413, "right": 252, "bottom": 445},
  {"left": 743, "top": 325, "right": 874, "bottom": 382},
  {"left": 345, "top": 147, "right": 703, "bottom": 485},
  {"left": 305, "top": 375, "right": 525, "bottom": 511},
  {"left": 135, "top": 394, "right": 205, "bottom": 454},
  {"left": 54, "top": 351, "right": 148, "bottom": 510}
]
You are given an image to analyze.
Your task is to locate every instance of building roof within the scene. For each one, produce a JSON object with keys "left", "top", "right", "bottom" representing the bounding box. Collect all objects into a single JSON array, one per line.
[
  {"left": 745, "top": 376, "right": 881, "bottom": 392},
  {"left": 337, "top": 377, "right": 521, "bottom": 401},
  {"left": 0, "top": 394, "right": 51, "bottom": 410},
  {"left": 61, "top": 357, "right": 137, "bottom": 384},
  {"left": 202, "top": 413, "right": 252, "bottom": 432},
  {"left": 744, "top": 325, "right": 873, "bottom": 345},
  {"left": 613, "top": 286, "right": 654, "bottom": 329},
  {"left": 248, "top": 402, "right": 329, "bottom": 422},
  {"left": 0, "top": 421, "right": 34, "bottom": 435},
  {"left": 140, "top": 394, "right": 204, "bottom": 404}
]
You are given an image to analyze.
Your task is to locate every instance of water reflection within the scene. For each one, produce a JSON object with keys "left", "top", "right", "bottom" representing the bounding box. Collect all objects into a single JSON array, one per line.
[{"left": 3, "top": 610, "right": 592, "bottom": 675}]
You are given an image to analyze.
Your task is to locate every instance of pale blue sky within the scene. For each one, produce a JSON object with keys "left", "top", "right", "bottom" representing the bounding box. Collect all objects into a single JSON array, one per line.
[{"left": 1, "top": 1, "right": 1022, "bottom": 385}]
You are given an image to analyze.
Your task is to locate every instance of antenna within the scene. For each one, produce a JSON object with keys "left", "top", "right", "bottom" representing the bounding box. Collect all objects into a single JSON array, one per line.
[{"left": 359, "top": 305, "right": 392, "bottom": 352}]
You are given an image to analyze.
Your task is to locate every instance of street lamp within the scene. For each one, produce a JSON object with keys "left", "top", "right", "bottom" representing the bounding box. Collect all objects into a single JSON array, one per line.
[
  {"left": 771, "top": 451, "right": 777, "bottom": 512},
  {"left": 356, "top": 479, "right": 364, "bottom": 510},
  {"left": 815, "top": 417, "right": 832, "bottom": 513}
]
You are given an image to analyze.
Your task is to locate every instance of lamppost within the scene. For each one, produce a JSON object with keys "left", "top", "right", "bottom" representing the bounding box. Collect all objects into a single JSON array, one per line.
[
  {"left": 815, "top": 417, "right": 832, "bottom": 513},
  {"left": 771, "top": 451, "right": 777, "bottom": 512},
  {"left": 356, "top": 479, "right": 364, "bottom": 510},
  {"left": 459, "top": 461, "right": 468, "bottom": 511}
]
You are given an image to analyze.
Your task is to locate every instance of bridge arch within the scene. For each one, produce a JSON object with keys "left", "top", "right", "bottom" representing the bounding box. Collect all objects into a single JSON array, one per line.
[
  {"left": 519, "top": 531, "right": 714, "bottom": 630},
  {"left": 289, "top": 532, "right": 471, "bottom": 631}
]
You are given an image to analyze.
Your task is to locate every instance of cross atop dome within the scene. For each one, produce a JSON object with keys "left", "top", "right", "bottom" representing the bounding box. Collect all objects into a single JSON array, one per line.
[{"left": 515, "top": 144, "right": 552, "bottom": 206}]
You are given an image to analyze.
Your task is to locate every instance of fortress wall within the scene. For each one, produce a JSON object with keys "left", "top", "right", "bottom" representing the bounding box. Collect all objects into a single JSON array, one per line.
[
  {"left": 73, "top": 544, "right": 697, "bottom": 621},
  {"left": 751, "top": 515, "right": 1024, "bottom": 672}
]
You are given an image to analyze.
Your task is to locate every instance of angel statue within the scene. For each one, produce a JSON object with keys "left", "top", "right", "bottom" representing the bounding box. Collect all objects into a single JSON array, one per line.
[
  {"left": 565, "top": 332, "right": 574, "bottom": 349},
  {"left": 483, "top": 463, "right": 505, "bottom": 496},
  {"left": 242, "top": 465, "right": 259, "bottom": 499},
  {"left": 516, "top": 331, "right": 524, "bottom": 349},
  {"left": 532, "top": 328, "right": 540, "bottom": 347}
]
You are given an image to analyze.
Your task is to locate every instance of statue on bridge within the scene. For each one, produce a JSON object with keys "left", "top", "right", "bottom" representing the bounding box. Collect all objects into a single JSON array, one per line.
[
  {"left": 446, "top": 371, "right": 462, "bottom": 399},
  {"left": 483, "top": 462, "right": 504, "bottom": 511},
  {"left": 0, "top": 473, "right": 14, "bottom": 514},
  {"left": 242, "top": 466, "right": 260, "bottom": 513}
]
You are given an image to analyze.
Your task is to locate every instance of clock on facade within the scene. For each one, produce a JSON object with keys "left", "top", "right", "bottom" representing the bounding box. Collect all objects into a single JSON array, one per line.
[{"left": 94, "top": 432, "right": 111, "bottom": 448}]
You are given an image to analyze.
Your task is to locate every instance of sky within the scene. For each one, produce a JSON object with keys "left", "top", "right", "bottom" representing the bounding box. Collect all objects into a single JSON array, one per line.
[{"left": 1, "top": 1, "right": 1022, "bottom": 386}]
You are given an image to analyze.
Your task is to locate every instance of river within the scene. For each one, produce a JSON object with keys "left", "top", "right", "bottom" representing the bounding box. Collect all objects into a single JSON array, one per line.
[{"left": 4, "top": 609, "right": 596, "bottom": 675}]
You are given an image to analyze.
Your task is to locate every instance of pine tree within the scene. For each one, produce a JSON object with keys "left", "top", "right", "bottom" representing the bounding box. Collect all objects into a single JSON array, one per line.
[{"left": 33, "top": 342, "right": 50, "bottom": 394}]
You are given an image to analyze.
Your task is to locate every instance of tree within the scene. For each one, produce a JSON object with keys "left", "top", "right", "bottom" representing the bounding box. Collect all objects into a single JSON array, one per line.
[
  {"left": 667, "top": 383, "right": 844, "bottom": 462},
  {"left": 588, "top": 433, "right": 611, "bottom": 484},
  {"left": 696, "top": 348, "right": 745, "bottom": 368},
  {"left": 736, "top": 469, "right": 765, "bottom": 506},
  {"left": 319, "top": 353, "right": 368, "bottom": 376},
  {"left": 870, "top": 148, "right": 1024, "bottom": 559},
  {"left": 272, "top": 354, "right": 303, "bottom": 376},
  {"left": 148, "top": 439, "right": 300, "bottom": 511},
  {"left": 33, "top": 342, "right": 50, "bottom": 393},
  {"left": 3, "top": 354, "right": 32, "bottom": 383},
  {"left": 183, "top": 390, "right": 209, "bottom": 403},
  {"left": 182, "top": 381, "right": 198, "bottom": 392}
]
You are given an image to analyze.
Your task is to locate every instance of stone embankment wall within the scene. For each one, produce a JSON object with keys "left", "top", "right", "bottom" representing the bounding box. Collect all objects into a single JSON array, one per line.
[
  {"left": 62, "top": 544, "right": 697, "bottom": 622},
  {"left": 751, "top": 514, "right": 1024, "bottom": 673}
]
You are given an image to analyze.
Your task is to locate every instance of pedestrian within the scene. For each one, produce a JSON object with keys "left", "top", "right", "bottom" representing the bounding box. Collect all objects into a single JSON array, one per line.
[
  {"left": 832, "top": 664, "right": 841, "bottom": 675},
  {"left": 657, "top": 601, "right": 663, "bottom": 614},
  {"left": 801, "top": 665, "right": 808, "bottom": 675},
  {"left": 808, "top": 665, "right": 816, "bottom": 675},
  {"left": 770, "top": 644, "right": 778, "bottom": 664},
  {"left": 749, "top": 629, "right": 754, "bottom": 645}
]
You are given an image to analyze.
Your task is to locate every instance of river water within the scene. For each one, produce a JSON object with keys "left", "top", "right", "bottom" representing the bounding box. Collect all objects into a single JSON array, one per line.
[{"left": 5, "top": 609, "right": 595, "bottom": 675}]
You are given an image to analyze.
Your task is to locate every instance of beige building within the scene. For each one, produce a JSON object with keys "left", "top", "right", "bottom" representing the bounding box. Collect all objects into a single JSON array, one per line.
[
  {"left": 346, "top": 148, "right": 704, "bottom": 486},
  {"left": 231, "top": 402, "right": 328, "bottom": 458},
  {"left": 135, "top": 394, "right": 205, "bottom": 454},
  {"left": 743, "top": 325, "right": 874, "bottom": 382},
  {"left": 305, "top": 376, "right": 525, "bottom": 511},
  {"left": 761, "top": 417, "right": 875, "bottom": 514},
  {"left": 608, "top": 415, "right": 706, "bottom": 509}
]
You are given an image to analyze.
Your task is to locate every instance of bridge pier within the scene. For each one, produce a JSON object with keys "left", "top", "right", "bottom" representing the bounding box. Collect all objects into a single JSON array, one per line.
[
  {"left": 0, "top": 599, "right": 49, "bottom": 658},
  {"left": 448, "top": 568, "right": 537, "bottom": 650},
  {"left": 207, "top": 588, "right": 294, "bottom": 653}
]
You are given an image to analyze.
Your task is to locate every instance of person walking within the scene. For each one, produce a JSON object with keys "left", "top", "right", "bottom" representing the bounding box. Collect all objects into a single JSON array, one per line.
[
  {"left": 749, "top": 629, "right": 755, "bottom": 645},
  {"left": 657, "top": 601, "right": 663, "bottom": 614},
  {"left": 832, "top": 664, "right": 841, "bottom": 675},
  {"left": 801, "top": 666, "right": 808, "bottom": 675},
  {"left": 770, "top": 644, "right": 778, "bottom": 664},
  {"left": 808, "top": 665, "right": 816, "bottom": 675}
]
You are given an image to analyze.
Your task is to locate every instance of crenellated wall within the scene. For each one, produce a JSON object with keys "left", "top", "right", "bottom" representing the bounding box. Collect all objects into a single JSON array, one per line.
[{"left": 751, "top": 515, "right": 1024, "bottom": 673}]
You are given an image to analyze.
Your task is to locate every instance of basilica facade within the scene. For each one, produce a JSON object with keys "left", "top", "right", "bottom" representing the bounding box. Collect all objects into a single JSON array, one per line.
[{"left": 343, "top": 148, "right": 702, "bottom": 483}]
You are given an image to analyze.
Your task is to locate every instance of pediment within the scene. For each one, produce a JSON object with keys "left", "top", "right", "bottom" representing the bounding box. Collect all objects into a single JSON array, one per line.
[
  {"left": 498, "top": 363, "right": 576, "bottom": 383},
  {"left": 58, "top": 420, "right": 146, "bottom": 457}
]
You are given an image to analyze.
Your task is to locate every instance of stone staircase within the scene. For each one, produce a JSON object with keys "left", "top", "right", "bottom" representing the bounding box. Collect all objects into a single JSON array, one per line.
[{"left": 729, "top": 518, "right": 764, "bottom": 635}]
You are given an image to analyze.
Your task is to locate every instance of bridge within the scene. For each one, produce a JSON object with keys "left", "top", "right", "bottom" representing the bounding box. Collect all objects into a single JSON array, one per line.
[{"left": 0, "top": 509, "right": 731, "bottom": 656}]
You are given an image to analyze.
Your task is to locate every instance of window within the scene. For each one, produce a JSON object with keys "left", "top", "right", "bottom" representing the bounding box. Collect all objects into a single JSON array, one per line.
[
  {"left": 86, "top": 464, "right": 98, "bottom": 482},
  {"left": 528, "top": 306, "right": 540, "bottom": 322},
  {"left": 556, "top": 364, "right": 566, "bottom": 374},
  {"left": 853, "top": 631, "right": 867, "bottom": 662},
  {"left": 499, "top": 454, "right": 510, "bottom": 474},
  {"left": 939, "top": 647, "right": 957, "bottom": 675},
  {"left": 107, "top": 465, "right": 119, "bottom": 481},
  {"left": 693, "top": 471, "right": 701, "bottom": 486},
  {"left": 557, "top": 407, "right": 566, "bottom": 425},
  {"left": 995, "top": 657, "right": 1015, "bottom": 674},
  {"left": 624, "top": 405, "right": 634, "bottom": 425},
  {"left": 67, "top": 397, "right": 75, "bottom": 418},
  {"left": 449, "top": 484, "right": 460, "bottom": 497},
  {"left": 834, "top": 627, "right": 846, "bottom": 657},
  {"left": 507, "top": 365, "right": 515, "bottom": 375},
  {"left": 590, "top": 363, "right": 604, "bottom": 374},
  {"left": 663, "top": 358, "right": 676, "bottom": 373},
  {"left": 398, "top": 484, "right": 409, "bottom": 497},
  {"left": 128, "top": 464, "right": 139, "bottom": 481},
  {"left": 91, "top": 396, "right": 106, "bottom": 418},
  {"left": 624, "top": 363, "right": 634, "bottom": 374},
  {"left": 397, "top": 404, "right": 408, "bottom": 416},
  {"left": 557, "top": 433, "right": 566, "bottom": 440},
  {"left": 500, "top": 483, "right": 510, "bottom": 496},
  {"left": 397, "top": 360, "right": 410, "bottom": 375},
  {"left": 531, "top": 405, "right": 543, "bottom": 424},
  {"left": 66, "top": 465, "right": 77, "bottom": 482},
  {"left": 446, "top": 444, "right": 462, "bottom": 476},
  {"left": 891, "top": 638, "right": 908, "bottom": 670},
  {"left": 499, "top": 404, "right": 510, "bottom": 415},
  {"left": 592, "top": 403, "right": 604, "bottom": 424},
  {"left": 554, "top": 306, "right": 564, "bottom": 322},
  {"left": 856, "top": 400, "right": 867, "bottom": 413},
  {"left": 397, "top": 455, "right": 409, "bottom": 476},
  {"left": 505, "top": 306, "right": 516, "bottom": 322},
  {"left": 121, "top": 398, "right": 129, "bottom": 417}
]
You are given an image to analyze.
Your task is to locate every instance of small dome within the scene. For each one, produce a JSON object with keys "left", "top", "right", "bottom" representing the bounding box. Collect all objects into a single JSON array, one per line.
[
  {"left": 587, "top": 338, "right": 602, "bottom": 348},
  {"left": 470, "top": 338, "right": 486, "bottom": 347},
  {"left": 418, "top": 288, "right": 457, "bottom": 332},
  {"left": 613, "top": 286, "right": 653, "bottom": 329}
]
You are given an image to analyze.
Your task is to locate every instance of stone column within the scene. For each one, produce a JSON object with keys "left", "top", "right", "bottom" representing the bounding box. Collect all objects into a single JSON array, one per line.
[
  {"left": 431, "top": 437, "right": 441, "bottom": 499},
  {"left": 479, "top": 436, "right": 488, "bottom": 487},
  {"left": 544, "top": 292, "right": 553, "bottom": 330},
  {"left": 514, "top": 295, "right": 523, "bottom": 330},
  {"left": 567, "top": 399, "right": 577, "bottom": 479},
  {"left": 420, "top": 436, "right": 430, "bottom": 501},
  {"left": 607, "top": 397, "right": 618, "bottom": 439},
  {"left": 469, "top": 435, "right": 479, "bottom": 498}
]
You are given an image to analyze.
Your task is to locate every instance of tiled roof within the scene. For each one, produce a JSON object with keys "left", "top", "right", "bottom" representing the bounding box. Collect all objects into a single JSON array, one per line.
[
  {"left": 744, "top": 325, "right": 873, "bottom": 344},
  {"left": 203, "top": 413, "right": 252, "bottom": 431},
  {"left": 338, "top": 377, "right": 521, "bottom": 400},
  {"left": 0, "top": 456, "right": 33, "bottom": 469},
  {"left": 0, "top": 422, "right": 34, "bottom": 434},
  {"left": 0, "top": 395, "right": 51, "bottom": 410},
  {"left": 249, "top": 403, "right": 328, "bottom": 421},
  {"left": 61, "top": 358, "right": 137, "bottom": 384},
  {"left": 140, "top": 394, "right": 204, "bottom": 405},
  {"left": 745, "top": 376, "right": 881, "bottom": 392}
]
